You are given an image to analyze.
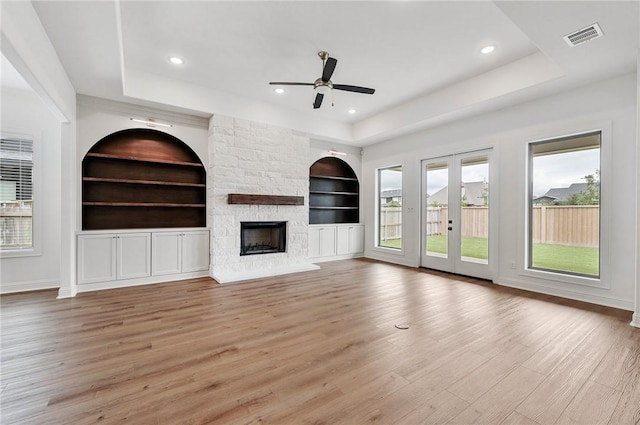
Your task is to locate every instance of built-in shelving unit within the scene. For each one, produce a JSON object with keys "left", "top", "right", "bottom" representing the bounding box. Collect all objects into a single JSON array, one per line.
[
  {"left": 82, "top": 128, "right": 206, "bottom": 230},
  {"left": 309, "top": 157, "right": 359, "bottom": 224}
]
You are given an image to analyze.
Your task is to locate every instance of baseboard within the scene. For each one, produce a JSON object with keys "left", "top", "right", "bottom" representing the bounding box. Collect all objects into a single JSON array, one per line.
[
  {"left": 57, "top": 287, "right": 77, "bottom": 299},
  {"left": 631, "top": 313, "right": 640, "bottom": 328},
  {"left": 310, "top": 253, "right": 364, "bottom": 263},
  {"left": 496, "top": 275, "right": 635, "bottom": 311},
  {"left": 363, "top": 250, "right": 418, "bottom": 268},
  {"left": 213, "top": 263, "right": 320, "bottom": 284},
  {"left": 1, "top": 279, "right": 59, "bottom": 294},
  {"left": 75, "top": 270, "right": 210, "bottom": 294}
]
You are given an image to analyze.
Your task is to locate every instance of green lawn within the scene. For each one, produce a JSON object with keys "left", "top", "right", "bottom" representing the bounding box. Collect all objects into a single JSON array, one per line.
[
  {"left": 382, "top": 235, "right": 598, "bottom": 276},
  {"left": 531, "top": 243, "right": 599, "bottom": 276},
  {"left": 426, "top": 235, "right": 487, "bottom": 259},
  {"left": 379, "top": 238, "right": 402, "bottom": 249}
]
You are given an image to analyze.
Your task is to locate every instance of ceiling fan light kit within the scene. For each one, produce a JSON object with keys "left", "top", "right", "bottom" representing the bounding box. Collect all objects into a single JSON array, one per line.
[{"left": 269, "top": 50, "right": 375, "bottom": 109}]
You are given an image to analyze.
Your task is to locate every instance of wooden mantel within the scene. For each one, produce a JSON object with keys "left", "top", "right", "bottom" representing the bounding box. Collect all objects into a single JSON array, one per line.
[{"left": 227, "top": 194, "right": 304, "bottom": 206}]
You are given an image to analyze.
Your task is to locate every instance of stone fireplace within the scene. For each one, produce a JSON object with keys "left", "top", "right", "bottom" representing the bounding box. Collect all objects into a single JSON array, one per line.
[
  {"left": 207, "top": 115, "right": 319, "bottom": 283},
  {"left": 240, "top": 221, "right": 286, "bottom": 256}
]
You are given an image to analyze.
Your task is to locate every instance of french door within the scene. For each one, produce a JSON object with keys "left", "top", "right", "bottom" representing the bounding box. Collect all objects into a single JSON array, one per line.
[{"left": 420, "top": 149, "right": 494, "bottom": 280}]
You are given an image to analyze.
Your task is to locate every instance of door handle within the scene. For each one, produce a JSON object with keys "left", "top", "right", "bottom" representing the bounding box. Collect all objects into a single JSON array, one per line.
[{"left": 448, "top": 227, "right": 453, "bottom": 231}]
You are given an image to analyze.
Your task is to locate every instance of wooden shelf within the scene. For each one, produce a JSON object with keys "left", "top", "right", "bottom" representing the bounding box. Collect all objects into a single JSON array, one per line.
[
  {"left": 86, "top": 152, "right": 204, "bottom": 167},
  {"left": 82, "top": 128, "right": 206, "bottom": 230},
  {"left": 310, "top": 175, "right": 358, "bottom": 181},
  {"left": 309, "top": 206, "right": 358, "bottom": 210},
  {"left": 83, "top": 177, "right": 205, "bottom": 188},
  {"left": 310, "top": 190, "right": 358, "bottom": 195}
]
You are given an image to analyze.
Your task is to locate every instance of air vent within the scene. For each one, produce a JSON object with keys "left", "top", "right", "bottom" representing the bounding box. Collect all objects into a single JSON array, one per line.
[{"left": 563, "top": 23, "right": 604, "bottom": 47}]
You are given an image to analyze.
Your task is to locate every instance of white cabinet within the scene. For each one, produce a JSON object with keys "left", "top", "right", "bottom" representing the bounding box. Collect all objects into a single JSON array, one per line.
[
  {"left": 77, "top": 234, "right": 117, "bottom": 284},
  {"left": 182, "top": 230, "right": 210, "bottom": 272},
  {"left": 309, "top": 226, "right": 337, "bottom": 259},
  {"left": 117, "top": 233, "right": 151, "bottom": 279},
  {"left": 309, "top": 224, "right": 363, "bottom": 261},
  {"left": 151, "top": 232, "right": 183, "bottom": 276},
  {"left": 78, "top": 232, "right": 150, "bottom": 284},
  {"left": 78, "top": 229, "right": 209, "bottom": 289},
  {"left": 152, "top": 230, "right": 210, "bottom": 276},
  {"left": 337, "top": 225, "right": 364, "bottom": 255}
]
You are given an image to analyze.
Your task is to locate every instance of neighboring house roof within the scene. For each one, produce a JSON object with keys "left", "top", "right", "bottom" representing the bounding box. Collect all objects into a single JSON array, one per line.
[
  {"left": 381, "top": 189, "right": 402, "bottom": 198},
  {"left": 427, "top": 181, "right": 487, "bottom": 206},
  {"left": 542, "top": 183, "right": 588, "bottom": 203},
  {"left": 532, "top": 195, "right": 558, "bottom": 204},
  {"left": 427, "top": 186, "right": 448, "bottom": 205},
  {"left": 462, "top": 181, "right": 488, "bottom": 206}
]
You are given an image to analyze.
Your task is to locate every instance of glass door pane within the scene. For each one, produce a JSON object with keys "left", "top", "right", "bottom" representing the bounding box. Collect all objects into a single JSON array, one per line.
[
  {"left": 425, "top": 162, "right": 449, "bottom": 258},
  {"left": 460, "top": 156, "right": 489, "bottom": 264}
]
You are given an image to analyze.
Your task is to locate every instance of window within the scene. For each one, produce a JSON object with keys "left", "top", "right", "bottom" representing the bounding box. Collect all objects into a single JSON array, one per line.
[
  {"left": 0, "top": 136, "right": 34, "bottom": 251},
  {"left": 528, "top": 131, "right": 600, "bottom": 277},
  {"left": 378, "top": 165, "right": 402, "bottom": 249}
]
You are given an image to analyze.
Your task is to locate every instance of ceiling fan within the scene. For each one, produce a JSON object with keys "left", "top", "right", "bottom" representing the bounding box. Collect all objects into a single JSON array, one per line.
[{"left": 269, "top": 51, "right": 375, "bottom": 109}]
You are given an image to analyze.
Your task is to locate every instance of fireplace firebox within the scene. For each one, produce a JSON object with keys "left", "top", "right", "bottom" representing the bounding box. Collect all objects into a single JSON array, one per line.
[{"left": 240, "top": 221, "right": 286, "bottom": 256}]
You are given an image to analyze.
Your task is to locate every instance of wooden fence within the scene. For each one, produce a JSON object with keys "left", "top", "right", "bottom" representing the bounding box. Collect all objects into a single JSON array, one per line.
[
  {"left": 0, "top": 202, "right": 33, "bottom": 249},
  {"left": 381, "top": 205, "right": 599, "bottom": 247},
  {"left": 380, "top": 207, "right": 402, "bottom": 241},
  {"left": 531, "top": 205, "right": 599, "bottom": 247}
]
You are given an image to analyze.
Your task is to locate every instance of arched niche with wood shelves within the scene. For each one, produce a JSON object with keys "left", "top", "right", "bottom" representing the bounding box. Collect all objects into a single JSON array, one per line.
[
  {"left": 309, "top": 156, "right": 359, "bottom": 224},
  {"left": 82, "top": 128, "right": 206, "bottom": 230}
]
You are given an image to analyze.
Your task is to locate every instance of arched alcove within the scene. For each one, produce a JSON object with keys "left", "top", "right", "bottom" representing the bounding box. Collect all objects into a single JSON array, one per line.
[
  {"left": 309, "top": 156, "right": 359, "bottom": 224},
  {"left": 82, "top": 128, "right": 206, "bottom": 230}
]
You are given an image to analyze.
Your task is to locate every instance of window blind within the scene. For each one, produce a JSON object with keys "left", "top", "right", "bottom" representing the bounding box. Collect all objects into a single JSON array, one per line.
[{"left": 0, "top": 137, "right": 34, "bottom": 249}]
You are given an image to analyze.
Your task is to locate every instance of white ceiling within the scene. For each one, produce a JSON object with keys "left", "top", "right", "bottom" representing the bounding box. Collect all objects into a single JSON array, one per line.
[{"left": 26, "top": 1, "right": 639, "bottom": 145}]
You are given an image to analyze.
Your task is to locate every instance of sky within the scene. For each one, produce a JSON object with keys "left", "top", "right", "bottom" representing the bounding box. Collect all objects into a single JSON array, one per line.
[
  {"left": 532, "top": 149, "right": 599, "bottom": 197},
  {"left": 380, "top": 149, "right": 599, "bottom": 198}
]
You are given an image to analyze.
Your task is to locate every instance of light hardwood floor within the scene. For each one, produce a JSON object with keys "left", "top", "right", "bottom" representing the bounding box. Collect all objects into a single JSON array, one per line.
[{"left": 1, "top": 259, "right": 639, "bottom": 424}]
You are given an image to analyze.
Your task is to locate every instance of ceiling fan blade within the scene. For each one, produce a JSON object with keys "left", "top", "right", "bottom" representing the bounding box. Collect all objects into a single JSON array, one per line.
[
  {"left": 322, "top": 57, "right": 337, "bottom": 82},
  {"left": 313, "top": 93, "right": 324, "bottom": 109},
  {"left": 333, "top": 84, "right": 375, "bottom": 95},
  {"left": 269, "top": 82, "right": 314, "bottom": 86}
]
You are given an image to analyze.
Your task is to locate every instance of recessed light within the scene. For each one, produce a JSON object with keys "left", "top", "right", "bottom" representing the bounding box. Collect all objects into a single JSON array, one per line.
[
  {"left": 480, "top": 45, "right": 495, "bottom": 55},
  {"left": 274, "top": 88, "right": 285, "bottom": 94},
  {"left": 348, "top": 109, "right": 356, "bottom": 114},
  {"left": 169, "top": 56, "right": 184, "bottom": 65}
]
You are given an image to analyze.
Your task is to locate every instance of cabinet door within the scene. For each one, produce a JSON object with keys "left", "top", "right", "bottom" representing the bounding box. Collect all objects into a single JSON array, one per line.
[
  {"left": 349, "top": 225, "right": 364, "bottom": 253},
  {"left": 152, "top": 232, "right": 182, "bottom": 276},
  {"left": 336, "top": 226, "right": 350, "bottom": 255},
  {"left": 117, "top": 233, "right": 151, "bottom": 280},
  {"left": 320, "top": 227, "right": 337, "bottom": 257},
  {"left": 308, "top": 227, "right": 321, "bottom": 258},
  {"left": 182, "top": 230, "right": 210, "bottom": 273},
  {"left": 78, "top": 234, "right": 117, "bottom": 284}
]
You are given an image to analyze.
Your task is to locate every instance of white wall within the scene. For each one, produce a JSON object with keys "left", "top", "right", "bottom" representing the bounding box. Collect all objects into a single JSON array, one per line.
[
  {"left": 1, "top": 0, "right": 78, "bottom": 298},
  {"left": 0, "top": 88, "right": 62, "bottom": 293},
  {"left": 77, "top": 96, "right": 210, "bottom": 169},
  {"left": 634, "top": 43, "right": 640, "bottom": 327},
  {"left": 362, "top": 72, "right": 638, "bottom": 311}
]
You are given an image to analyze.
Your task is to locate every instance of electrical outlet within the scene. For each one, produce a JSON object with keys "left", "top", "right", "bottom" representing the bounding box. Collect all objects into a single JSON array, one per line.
[{"left": 510, "top": 262, "right": 516, "bottom": 269}]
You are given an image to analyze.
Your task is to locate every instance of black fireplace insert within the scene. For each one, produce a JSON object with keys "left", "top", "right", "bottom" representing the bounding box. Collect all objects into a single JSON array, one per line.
[{"left": 240, "top": 221, "right": 286, "bottom": 256}]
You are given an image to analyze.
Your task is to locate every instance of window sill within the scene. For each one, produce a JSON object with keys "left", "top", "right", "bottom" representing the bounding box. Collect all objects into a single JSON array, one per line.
[
  {"left": 0, "top": 248, "right": 41, "bottom": 259},
  {"left": 520, "top": 267, "right": 607, "bottom": 289}
]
